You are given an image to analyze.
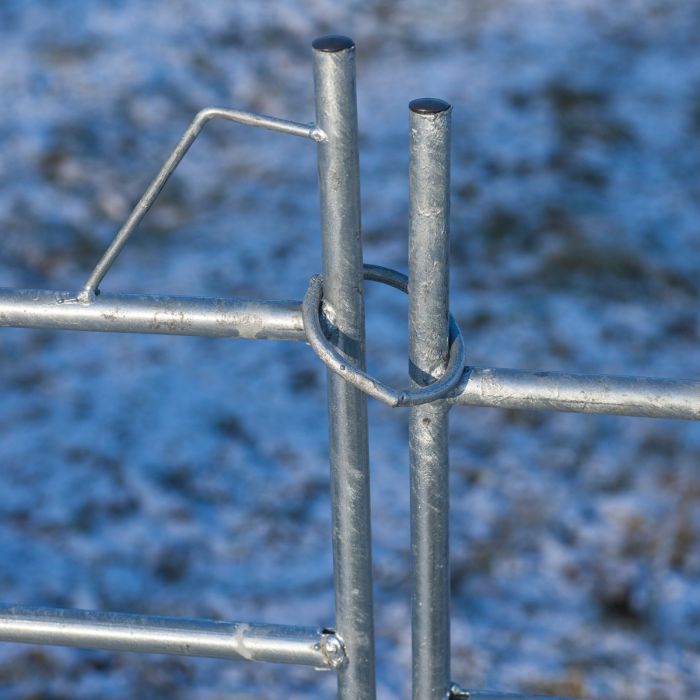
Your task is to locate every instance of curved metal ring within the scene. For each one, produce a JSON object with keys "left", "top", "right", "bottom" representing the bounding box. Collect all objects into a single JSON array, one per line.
[{"left": 302, "top": 264, "right": 465, "bottom": 407}]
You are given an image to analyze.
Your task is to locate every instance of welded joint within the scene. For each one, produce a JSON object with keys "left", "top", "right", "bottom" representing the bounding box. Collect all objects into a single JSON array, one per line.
[
  {"left": 74, "top": 288, "right": 98, "bottom": 305},
  {"left": 310, "top": 126, "right": 328, "bottom": 143},
  {"left": 55, "top": 291, "right": 91, "bottom": 305},
  {"left": 316, "top": 628, "right": 347, "bottom": 670}
]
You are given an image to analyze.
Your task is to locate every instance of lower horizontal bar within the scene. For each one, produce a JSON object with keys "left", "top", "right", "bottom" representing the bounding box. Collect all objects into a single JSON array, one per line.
[
  {"left": 450, "top": 367, "right": 700, "bottom": 421},
  {"left": 466, "top": 692, "right": 579, "bottom": 700},
  {"left": 0, "top": 605, "right": 340, "bottom": 669},
  {"left": 0, "top": 288, "right": 305, "bottom": 341}
]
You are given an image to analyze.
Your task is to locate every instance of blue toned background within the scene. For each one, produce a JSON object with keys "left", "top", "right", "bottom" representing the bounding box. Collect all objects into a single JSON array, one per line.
[{"left": 1, "top": 1, "right": 700, "bottom": 697}]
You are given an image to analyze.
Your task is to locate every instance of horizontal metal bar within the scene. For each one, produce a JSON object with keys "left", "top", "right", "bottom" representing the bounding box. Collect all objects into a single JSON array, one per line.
[
  {"left": 465, "top": 692, "right": 579, "bottom": 700},
  {"left": 0, "top": 288, "right": 305, "bottom": 341},
  {"left": 0, "top": 605, "right": 341, "bottom": 669},
  {"left": 450, "top": 366, "right": 700, "bottom": 420}
]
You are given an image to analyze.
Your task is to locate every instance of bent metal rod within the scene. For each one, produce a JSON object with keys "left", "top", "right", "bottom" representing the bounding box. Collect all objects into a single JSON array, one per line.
[{"left": 0, "top": 32, "right": 689, "bottom": 700}]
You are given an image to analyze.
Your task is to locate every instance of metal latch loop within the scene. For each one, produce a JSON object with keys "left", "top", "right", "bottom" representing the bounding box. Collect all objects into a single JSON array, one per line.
[{"left": 302, "top": 264, "right": 465, "bottom": 407}]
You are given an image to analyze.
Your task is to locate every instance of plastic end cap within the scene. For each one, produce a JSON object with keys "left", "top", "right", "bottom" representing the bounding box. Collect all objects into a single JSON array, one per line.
[
  {"left": 409, "top": 98, "right": 451, "bottom": 115},
  {"left": 312, "top": 35, "right": 355, "bottom": 53}
]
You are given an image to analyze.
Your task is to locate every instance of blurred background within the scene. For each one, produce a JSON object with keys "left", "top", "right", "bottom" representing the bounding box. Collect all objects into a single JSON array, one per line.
[{"left": 1, "top": 0, "right": 700, "bottom": 697}]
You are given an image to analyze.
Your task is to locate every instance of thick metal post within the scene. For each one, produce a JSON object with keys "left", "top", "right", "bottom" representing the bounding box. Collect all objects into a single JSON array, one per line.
[
  {"left": 408, "top": 98, "right": 452, "bottom": 700},
  {"left": 312, "top": 36, "right": 376, "bottom": 700}
]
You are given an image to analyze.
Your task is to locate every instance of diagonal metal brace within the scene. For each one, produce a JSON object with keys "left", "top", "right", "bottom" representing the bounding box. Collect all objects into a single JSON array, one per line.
[{"left": 76, "top": 107, "right": 325, "bottom": 303}]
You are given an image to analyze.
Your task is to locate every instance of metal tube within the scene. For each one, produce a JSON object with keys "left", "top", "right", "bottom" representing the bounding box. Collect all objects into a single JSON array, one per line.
[
  {"left": 465, "top": 692, "right": 579, "bottom": 700},
  {"left": 80, "top": 107, "right": 321, "bottom": 301},
  {"left": 302, "top": 267, "right": 466, "bottom": 408},
  {"left": 1, "top": 286, "right": 698, "bottom": 420},
  {"left": 0, "top": 288, "right": 305, "bottom": 341},
  {"left": 450, "top": 367, "right": 700, "bottom": 421},
  {"left": 408, "top": 98, "right": 452, "bottom": 700},
  {"left": 313, "top": 35, "right": 376, "bottom": 700},
  {"left": 0, "top": 605, "right": 342, "bottom": 669}
]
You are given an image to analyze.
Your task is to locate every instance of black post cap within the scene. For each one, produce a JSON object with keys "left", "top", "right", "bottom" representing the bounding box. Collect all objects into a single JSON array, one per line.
[
  {"left": 409, "top": 98, "right": 451, "bottom": 115},
  {"left": 312, "top": 35, "right": 355, "bottom": 53}
]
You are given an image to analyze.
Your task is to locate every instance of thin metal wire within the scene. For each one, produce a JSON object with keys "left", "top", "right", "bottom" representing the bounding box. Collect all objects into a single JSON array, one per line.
[
  {"left": 78, "top": 108, "right": 323, "bottom": 302},
  {"left": 408, "top": 98, "right": 452, "bottom": 700}
]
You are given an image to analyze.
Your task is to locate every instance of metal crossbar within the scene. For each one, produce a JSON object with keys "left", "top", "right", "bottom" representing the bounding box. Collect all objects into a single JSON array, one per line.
[{"left": 0, "top": 32, "right": 692, "bottom": 699}]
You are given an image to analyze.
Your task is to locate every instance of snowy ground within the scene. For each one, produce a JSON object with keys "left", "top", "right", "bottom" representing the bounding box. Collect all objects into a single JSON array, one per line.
[{"left": 1, "top": 1, "right": 700, "bottom": 698}]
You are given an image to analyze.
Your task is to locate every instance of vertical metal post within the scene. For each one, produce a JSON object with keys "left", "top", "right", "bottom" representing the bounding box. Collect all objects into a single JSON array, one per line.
[
  {"left": 408, "top": 98, "right": 452, "bottom": 700},
  {"left": 312, "top": 36, "right": 376, "bottom": 700}
]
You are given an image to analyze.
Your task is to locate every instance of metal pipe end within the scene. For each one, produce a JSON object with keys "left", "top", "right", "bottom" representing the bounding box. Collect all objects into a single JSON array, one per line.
[
  {"left": 409, "top": 98, "right": 451, "bottom": 115},
  {"left": 310, "top": 126, "right": 328, "bottom": 143},
  {"left": 318, "top": 629, "right": 347, "bottom": 669},
  {"left": 312, "top": 35, "right": 355, "bottom": 53}
]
